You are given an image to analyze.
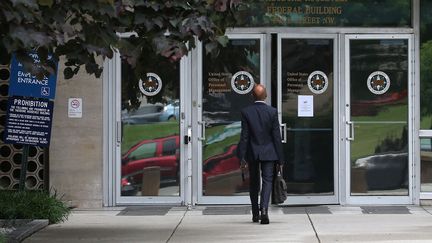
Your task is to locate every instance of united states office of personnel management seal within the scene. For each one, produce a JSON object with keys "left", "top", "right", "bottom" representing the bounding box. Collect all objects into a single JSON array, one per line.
[
  {"left": 231, "top": 71, "right": 255, "bottom": 95},
  {"left": 367, "top": 71, "right": 390, "bottom": 95},
  {"left": 307, "top": 71, "right": 328, "bottom": 94},
  {"left": 139, "top": 73, "right": 162, "bottom": 96}
]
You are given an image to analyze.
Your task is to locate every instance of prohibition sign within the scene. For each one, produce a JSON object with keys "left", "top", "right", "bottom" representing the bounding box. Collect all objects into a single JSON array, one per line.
[{"left": 70, "top": 99, "right": 80, "bottom": 109}]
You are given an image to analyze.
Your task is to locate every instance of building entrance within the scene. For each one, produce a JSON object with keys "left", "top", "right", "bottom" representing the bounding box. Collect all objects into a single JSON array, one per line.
[
  {"left": 109, "top": 31, "right": 414, "bottom": 206},
  {"left": 193, "top": 33, "right": 339, "bottom": 205}
]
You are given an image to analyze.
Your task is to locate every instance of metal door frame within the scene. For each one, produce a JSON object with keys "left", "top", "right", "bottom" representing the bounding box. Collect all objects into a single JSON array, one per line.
[
  {"left": 110, "top": 43, "right": 191, "bottom": 205},
  {"left": 194, "top": 33, "right": 270, "bottom": 204},
  {"left": 277, "top": 33, "right": 340, "bottom": 205},
  {"left": 343, "top": 34, "right": 414, "bottom": 205}
]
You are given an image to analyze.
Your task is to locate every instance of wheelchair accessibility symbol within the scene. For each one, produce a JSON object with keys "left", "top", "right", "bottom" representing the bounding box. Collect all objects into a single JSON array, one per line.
[{"left": 41, "top": 87, "right": 50, "bottom": 97}]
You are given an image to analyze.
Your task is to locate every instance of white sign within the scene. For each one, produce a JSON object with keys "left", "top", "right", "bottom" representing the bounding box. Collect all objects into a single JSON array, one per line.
[
  {"left": 68, "top": 98, "right": 82, "bottom": 118},
  {"left": 298, "top": 95, "right": 314, "bottom": 117}
]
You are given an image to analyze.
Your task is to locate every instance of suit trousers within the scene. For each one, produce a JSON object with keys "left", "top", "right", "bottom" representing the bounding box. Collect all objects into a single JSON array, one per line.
[{"left": 248, "top": 160, "right": 274, "bottom": 213}]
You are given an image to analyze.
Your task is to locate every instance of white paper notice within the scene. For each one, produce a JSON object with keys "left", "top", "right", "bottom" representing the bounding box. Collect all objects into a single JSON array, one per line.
[{"left": 298, "top": 95, "right": 314, "bottom": 117}]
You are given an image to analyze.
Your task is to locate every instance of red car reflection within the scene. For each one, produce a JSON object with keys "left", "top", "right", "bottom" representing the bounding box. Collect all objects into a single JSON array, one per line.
[
  {"left": 121, "top": 137, "right": 246, "bottom": 196},
  {"left": 352, "top": 90, "right": 407, "bottom": 116},
  {"left": 121, "top": 135, "right": 180, "bottom": 195},
  {"left": 203, "top": 144, "right": 248, "bottom": 195}
]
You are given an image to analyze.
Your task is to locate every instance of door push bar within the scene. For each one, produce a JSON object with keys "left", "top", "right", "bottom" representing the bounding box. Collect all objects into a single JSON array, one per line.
[
  {"left": 281, "top": 123, "right": 287, "bottom": 143},
  {"left": 347, "top": 121, "right": 355, "bottom": 141},
  {"left": 197, "top": 121, "right": 206, "bottom": 141}
]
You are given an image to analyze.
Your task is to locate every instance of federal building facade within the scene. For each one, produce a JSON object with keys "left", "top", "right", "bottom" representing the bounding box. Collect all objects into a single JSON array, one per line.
[{"left": 2, "top": 0, "right": 432, "bottom": 208}]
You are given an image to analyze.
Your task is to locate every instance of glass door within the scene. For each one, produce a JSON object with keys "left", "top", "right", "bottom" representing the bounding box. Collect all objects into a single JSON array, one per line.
[
  {"left": 197, "top": 34, "right": 268, "bottom": 204},
  {"left": 115, "top": 49, "right": 189, "bottom": 205},
  {"left": 277, "top": 34, "right": 338, "bottom": 205},
  {"left": 344, "top": 34, "right": 413, "bottom": 204}
]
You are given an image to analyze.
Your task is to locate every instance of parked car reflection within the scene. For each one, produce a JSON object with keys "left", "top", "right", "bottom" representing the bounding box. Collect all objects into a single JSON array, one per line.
[
  {"left": 122, "top": 100, "right": 179, "bottom": 124},
  {"left": 352, "top": 152, "right": 408, "bottom": 193},
  {"left": 121, "top": 135, "right": 180, "bottom": 196},
  {"left": 122, "top": 103, "right": 164, "bottom": 124},
  {"left": 159, "top": 100, "right": 180, "bottom": 121},
  {"left": 351, "top": 90, "right": 407, "bottom": 116},
  {"left": 121, "top": 138, "right": 246, "bottom": 196},
  {"left": 203, "top": 144, "right": 248, "bottom": 195}
]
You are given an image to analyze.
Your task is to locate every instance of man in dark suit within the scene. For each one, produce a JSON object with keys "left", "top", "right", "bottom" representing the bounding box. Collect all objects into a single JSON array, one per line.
[{"left": 237, "top": 84, "right": 284, "bottom": 224}]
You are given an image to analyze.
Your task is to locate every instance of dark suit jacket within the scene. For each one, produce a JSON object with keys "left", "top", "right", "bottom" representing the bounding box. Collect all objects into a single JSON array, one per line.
[{"left": 236, "top": 101, "right": 284, "bottom": 164}]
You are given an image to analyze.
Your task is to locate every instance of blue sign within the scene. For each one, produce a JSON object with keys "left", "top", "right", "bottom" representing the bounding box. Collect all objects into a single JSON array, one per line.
[
  {"left": 9, "top": 53, "right": 58, "bottom": 99},
  {"left": 3, "top": 96, "right": 54, "bottom": 147}
]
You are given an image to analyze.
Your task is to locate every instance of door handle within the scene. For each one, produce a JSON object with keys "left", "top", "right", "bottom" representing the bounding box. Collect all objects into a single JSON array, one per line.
[
  {"left": 281, "top": 123, "right": 287, "bottom": 144},
  {"left": 347, "top": 121, "right": 355, "bottom": 141},
  {"left": 198, "top": 121, "right": 206, "bottom": 141}
]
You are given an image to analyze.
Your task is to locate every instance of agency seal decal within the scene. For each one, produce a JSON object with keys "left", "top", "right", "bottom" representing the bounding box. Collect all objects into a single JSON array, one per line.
[
  {"left": 307, "top": 71, "right": 328, "bottom": 94},
  {"left": 139, "top": 73, "right": 162, "bottom": 96},
  {"left": 231, "top": 71, "right": 254, "bottom": 95},
  {"left": 367, "top": 71, "right": 390, "bottom": 95}
]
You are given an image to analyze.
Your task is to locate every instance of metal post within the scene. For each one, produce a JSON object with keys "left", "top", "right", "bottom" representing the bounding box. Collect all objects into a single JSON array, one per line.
[{"left": 19, "top": 145, "right": 30, "bottom": 191}]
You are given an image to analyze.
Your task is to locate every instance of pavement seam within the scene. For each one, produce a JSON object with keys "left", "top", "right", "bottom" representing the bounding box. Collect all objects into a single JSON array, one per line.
[
  {"left": 306, "top": 208, "right": 321, "bottom": 243},
  {"left": 420, "top": 206, "right": 432, "bottom": 216},
  {"left": 166, "top": 208, "right": 188, "bottom": 243}
]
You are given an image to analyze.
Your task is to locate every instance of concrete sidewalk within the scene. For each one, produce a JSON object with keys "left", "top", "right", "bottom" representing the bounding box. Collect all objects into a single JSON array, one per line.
[{"left": 24, "top": 205, "right": 432, "bottom": 243}]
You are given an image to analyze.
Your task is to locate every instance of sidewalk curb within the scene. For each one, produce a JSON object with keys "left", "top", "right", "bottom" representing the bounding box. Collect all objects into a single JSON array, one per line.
[{"left": 7, "top": 220, "right": 48, "bottom": 243}]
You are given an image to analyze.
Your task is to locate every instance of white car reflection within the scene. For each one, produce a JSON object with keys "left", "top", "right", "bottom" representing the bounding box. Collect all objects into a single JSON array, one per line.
[
  {"left": 122, "top": 100, "right": 179, "bottom": 124},
  {"left": 353, "top": 152, "right": 408, "bottom": 191}
]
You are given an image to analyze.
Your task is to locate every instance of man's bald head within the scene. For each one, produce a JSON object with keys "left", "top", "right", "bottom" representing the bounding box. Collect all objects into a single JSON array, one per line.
[{"left": 252, "top": 84, "right": 267, "bottom": 101}]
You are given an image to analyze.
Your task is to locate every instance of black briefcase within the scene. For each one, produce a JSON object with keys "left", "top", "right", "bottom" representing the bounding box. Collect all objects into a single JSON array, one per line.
[{"left": 272, "top": 165, "right": 287, "bottom": 204}]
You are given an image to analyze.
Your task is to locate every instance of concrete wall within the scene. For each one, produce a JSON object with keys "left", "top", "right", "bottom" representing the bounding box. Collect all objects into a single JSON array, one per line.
[{"left": 50, "top": 62, "right": 103, "bottom": 208}]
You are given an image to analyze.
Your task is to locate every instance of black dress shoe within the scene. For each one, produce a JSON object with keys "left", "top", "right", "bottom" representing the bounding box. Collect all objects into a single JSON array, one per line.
[
  {"left": 252, "top": 214, "right": 260, "bottom": 223},
  {"left": 260, "top": 209, "right": 269, "bottom": 224}
]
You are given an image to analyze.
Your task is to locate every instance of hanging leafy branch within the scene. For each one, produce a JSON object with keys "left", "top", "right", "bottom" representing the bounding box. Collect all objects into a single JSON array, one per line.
[{"left": 0, "top": 0, "right": 241, "bottom": 81}]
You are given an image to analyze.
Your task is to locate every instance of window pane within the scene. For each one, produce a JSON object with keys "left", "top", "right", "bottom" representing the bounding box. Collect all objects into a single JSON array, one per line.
[
  {"left": 421, "top": 138, "right": 432, "bottom": 192},
  {"left": 162, "top": 139, "right": 177, "bottom": 156},
  {"left": 280, "top": 39, "right": 334, "bottom": 195},
  {"left": 202, "top": 38, "right": 261, "bottom": 196},
  {"left": 420, "top": 0, "right": 432, "bottom": 129},
  {"left": 120, "top": 51, "right": 181, "bottom": 197},
  {"left": 349, "top": 39, "right": 409, "bottom": 196}
]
